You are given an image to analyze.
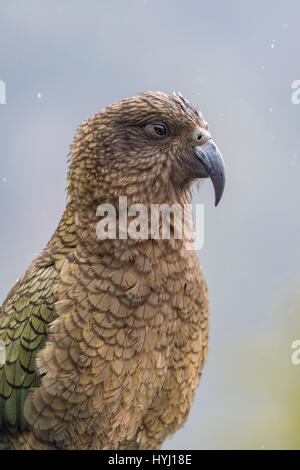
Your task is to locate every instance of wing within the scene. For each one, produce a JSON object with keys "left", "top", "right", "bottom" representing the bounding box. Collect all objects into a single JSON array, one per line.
[
  {"left": 0, "top": 203, "right": 78, "bottom": 435},
  {"left": 0, "top": 260, "right": 61, "bottom": 433}
]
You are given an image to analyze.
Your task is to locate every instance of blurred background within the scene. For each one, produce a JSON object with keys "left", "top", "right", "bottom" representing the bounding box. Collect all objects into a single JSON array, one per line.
[{"left": 0, "top": 0, "right": 300, "bottom": 449}]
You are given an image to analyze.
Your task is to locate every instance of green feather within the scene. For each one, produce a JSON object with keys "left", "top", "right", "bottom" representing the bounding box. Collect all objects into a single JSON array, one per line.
[{"left": 0, "top": 262, "right": 59, "bottom": 433}]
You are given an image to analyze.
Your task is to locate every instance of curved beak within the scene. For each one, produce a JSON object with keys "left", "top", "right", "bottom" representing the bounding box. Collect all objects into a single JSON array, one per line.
[{"left": 193, "top": 139, "right": 225, "bottom": 206}]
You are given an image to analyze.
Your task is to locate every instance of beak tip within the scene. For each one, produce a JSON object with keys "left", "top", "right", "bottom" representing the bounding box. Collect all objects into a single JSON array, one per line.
[
  {"left": 214, "top": 187, "right": 224, "bottom": 207},
  {"left": 213, "top": 176, "right": 225, "bottom": 207}
]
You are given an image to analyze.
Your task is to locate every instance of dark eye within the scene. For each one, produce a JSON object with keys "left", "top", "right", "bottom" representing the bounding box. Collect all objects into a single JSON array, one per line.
[
  {"left": 145, "top": 123, "right": 169, "bottom": 138},
  {"left": 153, "top": 124, "right": 167, "bottom": 136}
]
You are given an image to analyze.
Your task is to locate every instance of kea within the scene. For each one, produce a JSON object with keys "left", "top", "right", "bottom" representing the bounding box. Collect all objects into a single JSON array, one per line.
[{"left": 0, "top": 91, "right": 225, "bottom": 450}]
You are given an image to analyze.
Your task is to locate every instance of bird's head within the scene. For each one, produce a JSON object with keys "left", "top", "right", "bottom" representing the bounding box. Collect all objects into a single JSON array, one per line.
[{"left": 68, "top": 91, "right": 225, "bottom": 208}]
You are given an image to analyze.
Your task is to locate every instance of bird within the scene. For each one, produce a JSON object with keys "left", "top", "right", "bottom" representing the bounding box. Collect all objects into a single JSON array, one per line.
[{"left": 0, "top": 91, "right": 225, "bottom": 450}]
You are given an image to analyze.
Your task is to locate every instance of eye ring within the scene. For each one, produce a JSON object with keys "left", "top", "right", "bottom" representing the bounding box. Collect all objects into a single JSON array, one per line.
[{"left": 145, "top": 123, "right": 169, "bottom": 138}]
